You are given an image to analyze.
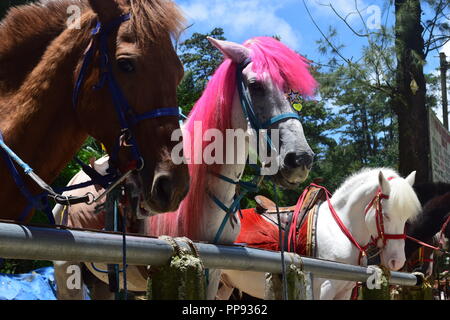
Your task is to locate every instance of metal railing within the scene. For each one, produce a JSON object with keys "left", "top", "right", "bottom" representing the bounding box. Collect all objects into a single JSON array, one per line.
[{"left": 0, "top": 221, "right": 419, "bottom": 287}]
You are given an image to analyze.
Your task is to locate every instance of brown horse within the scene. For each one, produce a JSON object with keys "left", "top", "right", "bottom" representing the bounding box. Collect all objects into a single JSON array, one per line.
[{"left": 0, "top": 0, "right": 189, "bottom": 221}]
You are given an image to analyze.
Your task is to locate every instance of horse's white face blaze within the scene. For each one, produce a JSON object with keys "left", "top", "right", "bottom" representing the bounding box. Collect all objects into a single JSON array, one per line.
[
  {"left": 377, "top": 213, "right": 407, "bottom": 271},
  {"left": 208, "top": 37, "right": 314, "bottom": 189}
]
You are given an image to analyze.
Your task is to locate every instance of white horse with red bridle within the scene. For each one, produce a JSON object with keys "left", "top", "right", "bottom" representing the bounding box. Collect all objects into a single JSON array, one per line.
[{"left": 220, "top": 168, "right": 422, "bottom": 300}]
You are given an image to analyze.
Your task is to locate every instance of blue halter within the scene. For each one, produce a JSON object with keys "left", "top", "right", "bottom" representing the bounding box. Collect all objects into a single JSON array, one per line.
[
  {"left": 73, "top": 13, "right": 182, "bottom": 170},
  {"left": 72, "top": 13, "right": 185, "bottom": 300},
  {"left": 236, "top": 58, "right": 302, "bottom": 131}
]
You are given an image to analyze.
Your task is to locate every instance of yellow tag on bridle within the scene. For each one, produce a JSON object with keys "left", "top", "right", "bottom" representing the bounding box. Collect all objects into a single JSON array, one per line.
[
  {"left": 293, "top": 102, "right": 303, "bottom": 112},
  {"left": 286, "top": 90, "right": 303, "bottom": 113}
]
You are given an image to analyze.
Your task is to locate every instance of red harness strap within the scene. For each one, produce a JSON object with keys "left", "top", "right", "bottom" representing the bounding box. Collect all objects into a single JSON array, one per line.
[
  {"left": 308, "top": 178, "right": 407, "bottom": 266},
  {"left": 287, "top": 187, "right": 310, "bottom": 252},
  {"left": 364, "top": 177, "right": 407, "bottom": 249},
  {"left": 406, "top": 235, "right": 441, "bottom": 252},
  {"left": 439, "top": 214, "right": 450, "bottom": 244},
  {"left": 404, "top": 213, "right": 450, "bottom": 262},
  {"left": 304, "top": 183, "right": 370, "bottom": 263}
]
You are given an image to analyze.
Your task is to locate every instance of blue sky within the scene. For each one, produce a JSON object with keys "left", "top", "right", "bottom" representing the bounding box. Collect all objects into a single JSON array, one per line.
[
  {"left": 174, "top": 0, "right": 450, "bottom": 123},
  {"left": 174, "top": 0, "right": 449, "bottom": 74}
]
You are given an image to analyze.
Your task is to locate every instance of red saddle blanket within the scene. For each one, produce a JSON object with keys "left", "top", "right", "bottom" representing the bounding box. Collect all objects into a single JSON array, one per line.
[{"left": 236, "top": 186, "right": 325, "bottom": 257}]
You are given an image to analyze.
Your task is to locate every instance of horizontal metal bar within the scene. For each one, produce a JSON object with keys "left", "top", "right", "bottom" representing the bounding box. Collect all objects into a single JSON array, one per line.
[{"left": 0, "top": 222, "right": 418, "bottom": 286}]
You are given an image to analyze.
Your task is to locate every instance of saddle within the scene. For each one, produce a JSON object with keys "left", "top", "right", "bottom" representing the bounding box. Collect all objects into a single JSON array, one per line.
[
  {"left": 254, "top": 195, "right": 296, "bottom": 214},
  {"left": 254, "top": 178, "right": 325, "bottom": 216},
  {"left": 237, "top": 183, "right": 326, "bottom": 257}
]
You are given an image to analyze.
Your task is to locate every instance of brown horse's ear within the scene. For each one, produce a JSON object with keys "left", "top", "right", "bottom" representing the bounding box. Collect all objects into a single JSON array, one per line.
[{"left": 88, "top": 0, "right": 126, "bottom": 24}]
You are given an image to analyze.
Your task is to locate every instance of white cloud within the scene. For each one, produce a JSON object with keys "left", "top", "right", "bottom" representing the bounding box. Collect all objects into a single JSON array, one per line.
[
  {"left": 307, "top": 0, "right": 368, "bottom": 18},
  {"left": 178, "top": 0, "right": 301, "bottom": 50}
]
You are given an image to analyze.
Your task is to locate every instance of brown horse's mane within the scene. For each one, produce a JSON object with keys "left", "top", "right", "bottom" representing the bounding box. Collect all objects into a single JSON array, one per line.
[
  {"left": 0, "top": 0, "right": 185, "bottom": 93},
  {"left": 0, "top": 0, "right": 84, "bottom": 93},
  {"left": 128, "top": 0, "right": 185, "bottom": 45}
]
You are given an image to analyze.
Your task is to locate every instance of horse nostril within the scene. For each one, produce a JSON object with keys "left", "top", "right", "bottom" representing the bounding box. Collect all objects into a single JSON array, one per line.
[
  {"left": 388, "top": 259, "right": 404, "bottom": 271},
  {"left": 284, "top": 151, "right": 314, "bottom": 169},
  {"left": 153, "top": 175, "right": 172, "bottom": 207},
  {"left": 389, "top": 259, "right": 397, "bottom": 270}
]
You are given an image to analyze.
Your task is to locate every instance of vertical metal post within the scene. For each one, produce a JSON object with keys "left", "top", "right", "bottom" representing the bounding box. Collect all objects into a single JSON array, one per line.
[
  {"left": 440, "top": 52, "right": 448, "bottom": 130},
  {"left": 305, "top": 272, "right": 314, "bottom": 300}
]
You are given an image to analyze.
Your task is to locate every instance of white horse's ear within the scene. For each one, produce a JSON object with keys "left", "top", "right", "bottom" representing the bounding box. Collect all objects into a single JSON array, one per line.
[
  {"left": 378, "top": 171, "right": 391, "bottom": 195},
  {"left": 405, "top": 171, "right": 416, "bottom": 186},
  {"left": 207, "top": 37, "right": 250, "bottom": 64}
]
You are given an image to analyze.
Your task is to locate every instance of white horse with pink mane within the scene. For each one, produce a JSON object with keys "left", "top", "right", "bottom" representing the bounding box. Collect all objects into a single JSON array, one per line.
[
  {"left": 220, "top": 168, "right": 422, "bottom": 300},
  {"left": 53, "top": 36, "right": 318, "bottom": 299}
]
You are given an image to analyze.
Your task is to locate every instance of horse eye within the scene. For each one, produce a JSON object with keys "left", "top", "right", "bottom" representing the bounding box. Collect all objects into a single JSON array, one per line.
[
  {"left": 117, "top": 58, "right": 135, "bottom": 73},
  {"left": 248, "top": 81, "right": 265, "bottom": 94}
]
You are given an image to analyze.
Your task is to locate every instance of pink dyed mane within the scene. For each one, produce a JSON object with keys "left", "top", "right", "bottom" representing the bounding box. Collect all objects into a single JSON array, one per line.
[{"left": 148, "top": 37, "right": 317, "bottom": 240}]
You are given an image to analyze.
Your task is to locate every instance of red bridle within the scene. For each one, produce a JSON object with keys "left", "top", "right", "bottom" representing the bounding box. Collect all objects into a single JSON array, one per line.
[
  {"left": 319, "top": 177, "right": 408, "bottom": 265},
  {"left": 364, "top": 178, "right": 407, "bottom": 250},
  {"left": 289, "top": 179, "right": 410, "bottom": 265}
]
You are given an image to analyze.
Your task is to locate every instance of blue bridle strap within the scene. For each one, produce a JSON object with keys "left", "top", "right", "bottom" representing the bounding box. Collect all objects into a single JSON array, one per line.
[
  {"left": 130, "top": 107, "right": 182, "bottom": 126},
  {"left": 209, "top": 172, "right": 259, "bottom": 193},
  {"left": 236, "top": 61, "right": 301, "bottom": 130},
  {"left": 211, "top": 194, "right": 244, "bottom": 244},
  {"left": 73, "top": 13, "right": 182, "bottom": 168},
  {"left": 261, "top": 113, "right": 301, "bottom": 129},
  {"left": 0, "top": 133, "right": 53, "bottom": 222},
  {"left": 236, "top": 64, "right": 262, "bottom": 130},
  {"left": 210, "top": 173, "right": 262, "bottom": 244}
]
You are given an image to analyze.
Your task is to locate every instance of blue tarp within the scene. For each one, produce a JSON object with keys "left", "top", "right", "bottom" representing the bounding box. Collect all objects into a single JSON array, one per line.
[{"left": 0, "top": 267, "right": 57, "bottom": 300}]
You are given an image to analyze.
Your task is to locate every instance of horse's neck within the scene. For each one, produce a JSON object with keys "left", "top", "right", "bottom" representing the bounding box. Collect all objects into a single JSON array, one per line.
[
  {"left": 407, "top": 191, "right": 450, "bottom": 249},
  {"left": 329, "top": 181, "right": 378, "bottom": 246},
  {"left": 0, "top": 24, "right": 91, "bottom": 217},
  {"left": 200, "top": 92, "right": 248, "bottom": 244}
]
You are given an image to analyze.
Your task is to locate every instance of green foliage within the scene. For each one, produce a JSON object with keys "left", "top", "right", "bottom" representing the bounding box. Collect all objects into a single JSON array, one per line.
[
  {"left": 0, "top": 259, "right": 51, "bottom": 275},
  {"left": 315, "top": 55, "right": 400, "bottom": 189},
  {"left": 425, "top": 72, "right": 441, "bottom": 112},
  {"left": 176, "top": 28, "right": 227, "bottom": 118},
  {"left": 179, "top": 27, "right": 226, "bottom": 91},
  {"left": 52, "top": 137, "right": 104, "bottom": 190},
  {"left": 177, "top": 70, "right": 202, "bottom": 116}
]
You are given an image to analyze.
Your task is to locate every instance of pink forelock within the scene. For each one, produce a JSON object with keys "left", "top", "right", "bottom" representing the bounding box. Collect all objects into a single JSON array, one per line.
[
  {"left": 147, "top": 37, "right": 317, "bottom": 240},
  {"left": 244, "top": 37, "right": 317, "bottom": 96}
]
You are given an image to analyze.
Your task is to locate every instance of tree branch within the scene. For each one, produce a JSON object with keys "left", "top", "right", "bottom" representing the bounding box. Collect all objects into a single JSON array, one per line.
[
  {"left": 324, "top": 2, "right": 369, "bottom": 38},
  {"left": 302, "top": 0, "right": 354, "bottom": 65}
]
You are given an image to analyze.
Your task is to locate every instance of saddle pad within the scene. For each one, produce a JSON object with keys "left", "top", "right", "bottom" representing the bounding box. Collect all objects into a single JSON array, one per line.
[{"left": 236, "top": 186, "right": 325, "bottom": 257}]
